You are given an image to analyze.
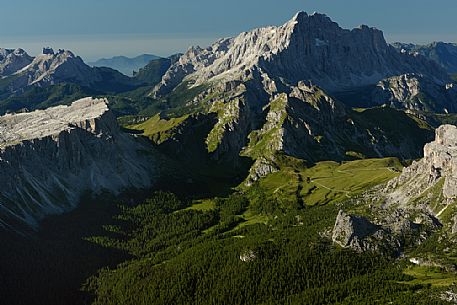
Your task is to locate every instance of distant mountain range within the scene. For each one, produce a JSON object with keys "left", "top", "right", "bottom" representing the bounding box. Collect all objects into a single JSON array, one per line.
[
  {"left": 392, "top": 41, "right": 457, "bottom": 74},
  {"left": 0, "top": 48, "right": 173, "bottom": 114},
  {"left": 89, "top": 54, "right": 161, "bottom": 76},
  {"left": 0, "top": 48, "right": 33, "bottom": 76}
]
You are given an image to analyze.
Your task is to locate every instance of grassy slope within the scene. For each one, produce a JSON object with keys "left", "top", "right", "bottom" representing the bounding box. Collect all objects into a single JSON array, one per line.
[
  {"left": 138, "top": 81, "right": 209, "bottom": 117},
  {"left": 403, "top": 265, "right": 457, "bottom": 287},
  {"left": 352, "top": 107, "right": 433, "bottom": 148},
  {"left": 247, "top": 156, "right": 403, "bottom": 206},
  {"left": 127, "top": 113, "right": 189, "bottom": 144}
]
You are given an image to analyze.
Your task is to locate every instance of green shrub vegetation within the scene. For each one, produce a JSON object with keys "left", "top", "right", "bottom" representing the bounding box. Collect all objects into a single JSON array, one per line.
[
  {"left": 0, "top": 160, "right": 453, "bottom": 305},
  {"left": 81, "top": 191, "right": 450, "bottom": 305},
  {"left": 127, "top": 113, "right": 190, "bottom": 144}
]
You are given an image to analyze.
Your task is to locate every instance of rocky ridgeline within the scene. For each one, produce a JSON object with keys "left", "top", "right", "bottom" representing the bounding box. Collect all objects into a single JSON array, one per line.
[
  {"left": 16, "top": 48, "right": 102, "bottom": 88},
  {"left": 0, "top": 48, "right": 136, "bottom": 101},
  {"left": 153, "top": 12, "right": 448, "bottom": 98},
  {"left": 0, "top": 97, "right": 156, "bottom": 229},
  {"left": 240, "top": 82, "right": 431, "bottom": 184},
  {"left": 5, "top": 48, "right": 106, "bottom": 91},
  {"left": 145, "top": 12, "right": 444, "bottom": 178}
]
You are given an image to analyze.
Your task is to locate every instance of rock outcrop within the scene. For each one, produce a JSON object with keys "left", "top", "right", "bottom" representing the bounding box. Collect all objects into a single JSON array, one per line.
[
  {"left": 332, "top": 210, "right": 385, "bottom": 252},
  {"left": 334, "top": 125, "right": 457, "bottom": 254},
  {"left": 332, "top": 209, "right": 439, "bottom": 254},
  {"left": 0, "top": 97, "right": 157, "bottom": 229},
  {"left": 385, "top": 124, "right": 457, "bottom": 206}
]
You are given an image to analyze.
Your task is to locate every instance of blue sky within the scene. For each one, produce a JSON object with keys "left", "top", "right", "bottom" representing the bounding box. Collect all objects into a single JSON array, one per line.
[{"left": 1, "top": 0, "right": 456, "bottom": 61}]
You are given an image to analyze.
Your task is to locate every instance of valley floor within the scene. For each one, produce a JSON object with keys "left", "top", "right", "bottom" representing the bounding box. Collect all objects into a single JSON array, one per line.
[{"left": 0, "top": 158, "right": 456, "bottom": 305}]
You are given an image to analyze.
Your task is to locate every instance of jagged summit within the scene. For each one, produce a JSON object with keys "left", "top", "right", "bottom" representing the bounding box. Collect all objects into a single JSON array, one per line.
[
  {"left": 153, "top": 11, "right": 447, "bottom": 98},
  {"left": 14, "top": 48, "right": 99, "bottom": 87},
  {"left": 0, "top": 47, "right": 136, "bottom": 100}
]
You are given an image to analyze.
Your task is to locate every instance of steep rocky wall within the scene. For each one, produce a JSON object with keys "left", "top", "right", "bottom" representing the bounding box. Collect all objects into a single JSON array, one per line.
[
  {"left": 385, "top": 124, "right": 457, "bottom": 206},
  {"left": 153, "top": 12, "right": 449, "bottom": 98},
  {"left": 0, "top": 97, "right": 157, "bottom": 229}
]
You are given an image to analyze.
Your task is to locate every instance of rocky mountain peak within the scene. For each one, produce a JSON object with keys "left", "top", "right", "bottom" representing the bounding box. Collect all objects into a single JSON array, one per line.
[
  {"left": 370, "top": 73, "right": 457, "bottom": 113},
  {"left": 392, "top": 41, "right": 457, "bottom": 74},
  {"left": 153, "top": 11, "right": 448, "bottom": 98},
  {"left": 42, "top": 47, "right": 54, "bottom": 55},
  {"left": 0, "top": 48, "right": 33, "bottom": 77},
  {"left": 10, "top": 48, "right": 102, "bottom": 88}
]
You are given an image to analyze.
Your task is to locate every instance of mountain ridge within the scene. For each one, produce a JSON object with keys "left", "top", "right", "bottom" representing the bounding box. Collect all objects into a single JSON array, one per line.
[
  {"left": 153, "top": 11, "right": 449, "bottom": 99},
  {"left": 392, "top": 41, "right": 457, "bottom": 74}
]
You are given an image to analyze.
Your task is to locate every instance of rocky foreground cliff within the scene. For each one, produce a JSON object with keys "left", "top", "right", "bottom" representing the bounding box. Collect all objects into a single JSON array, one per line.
[
  {"left": 333, "top": 125, "right": 457, "bottom": 254},
  {"left": 0, "top": 97, "right": 157, "bottom": 229}
]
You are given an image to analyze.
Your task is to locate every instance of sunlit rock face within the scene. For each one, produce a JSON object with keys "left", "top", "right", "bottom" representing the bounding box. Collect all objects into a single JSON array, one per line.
[{"left": 386, "top": 124, "right": 457, "bottom": 205}]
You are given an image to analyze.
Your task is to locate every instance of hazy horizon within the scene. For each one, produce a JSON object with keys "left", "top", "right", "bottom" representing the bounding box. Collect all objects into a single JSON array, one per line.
[{"left": 1, "top": 0, "right": 456, "bottom": 61}]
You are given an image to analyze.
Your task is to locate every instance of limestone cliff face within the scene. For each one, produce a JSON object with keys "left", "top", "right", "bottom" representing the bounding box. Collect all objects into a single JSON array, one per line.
[
  {"left": 153, "top": 12, "right": 448, "bottom": 98},
  {"left": 0, "top": 97, "right": 157, "bottom": 229},
  {"left": 385, "top": 125, "right": 457, "bottom": 206}
]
